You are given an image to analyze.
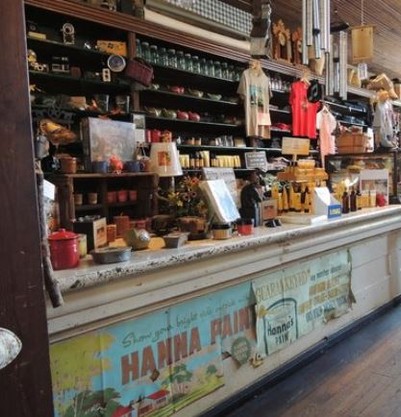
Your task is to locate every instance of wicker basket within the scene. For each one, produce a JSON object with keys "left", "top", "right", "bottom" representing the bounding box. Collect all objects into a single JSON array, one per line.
[{"left": 336, "top": 132, "right": 369, "bottom": 154}]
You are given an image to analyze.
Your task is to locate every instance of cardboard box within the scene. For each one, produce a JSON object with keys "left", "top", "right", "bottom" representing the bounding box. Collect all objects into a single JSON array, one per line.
[
  {"left": 73, "top": 217, "right": 107, "bottom": 251},
  {"left": 96, "top": 40, "right": 127, "bottom": 57}
]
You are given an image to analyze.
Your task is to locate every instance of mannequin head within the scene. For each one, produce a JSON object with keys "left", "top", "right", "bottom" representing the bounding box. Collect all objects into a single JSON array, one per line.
[{"left": 249, "top": 58, "right": 262, "bottom": 75}]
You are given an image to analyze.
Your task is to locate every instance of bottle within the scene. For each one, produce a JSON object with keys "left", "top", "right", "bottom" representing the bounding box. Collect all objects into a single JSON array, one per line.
[
  {"left": 356, "top": 188, "right": 362, "bottom": 210},
  {"left": 282, "top": 185, "right": 289, "bottom": 212},
  {"left": 342, "top": 191, "right": 350, "bottom": 214},
  {"left": 350, "top": 187, "right": 357, "bottom": 212}
]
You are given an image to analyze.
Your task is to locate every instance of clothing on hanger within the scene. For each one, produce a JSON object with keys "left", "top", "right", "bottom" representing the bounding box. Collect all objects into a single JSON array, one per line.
[{"left": 238, "top": 60, "right": 272, "bottom": 139}]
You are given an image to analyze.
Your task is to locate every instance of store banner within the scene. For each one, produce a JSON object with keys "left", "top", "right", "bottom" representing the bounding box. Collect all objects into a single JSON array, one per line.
[
  {"left": 50, "top": 282, "right": 255, "bottom": 417},
  {"left": 252, "top": 250, "right": 352, "bottom": 357}
]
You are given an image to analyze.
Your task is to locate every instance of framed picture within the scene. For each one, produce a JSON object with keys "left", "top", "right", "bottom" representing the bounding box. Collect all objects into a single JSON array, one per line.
[{"left": 81, "top": 117, "right": 136, "bottom": 171}]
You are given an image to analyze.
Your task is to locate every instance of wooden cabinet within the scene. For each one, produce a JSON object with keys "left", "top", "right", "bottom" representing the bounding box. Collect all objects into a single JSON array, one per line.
[{"left": 48, "top": 172, "right": 158, "bottom": 229}]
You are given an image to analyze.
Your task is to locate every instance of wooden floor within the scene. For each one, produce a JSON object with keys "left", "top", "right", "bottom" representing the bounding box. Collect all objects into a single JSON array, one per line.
[{"left": 222, "top": 304, "right": 401, "bottom": 417}]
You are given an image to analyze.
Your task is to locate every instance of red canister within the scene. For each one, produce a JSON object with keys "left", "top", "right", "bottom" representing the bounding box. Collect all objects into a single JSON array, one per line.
[{"left": 48, "top": 228, "right": 80, "bottom": 270}]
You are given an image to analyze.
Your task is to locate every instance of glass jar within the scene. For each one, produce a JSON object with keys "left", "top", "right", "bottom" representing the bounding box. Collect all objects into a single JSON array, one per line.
[
  {"left": 149, "top": 45, "right": 159, "bottom": 64},
  {"left": 212, "top": 223, "right": 232, "bottom": 240},
  {"left": 184, "top": 53, "right": 193, "bottom": 72},
  {"left": 200, "top": 58, "right": 208, "bottom": 76},
  {"left": 214, "top": 61, "right": 222, "bottom": 78},
  {"left": 159, "top": 47, "right": 168, "bottom": 66},
  {"left": 192, "top": 55, "right": 200, "bottom": 73},
  {"left": 221, "top": 62, "right": 228, "bottom": 79},
  {"left": 207, "top": 59, "right": 215, "bottom": 77},
  {"left": 135, "top": 39, "right": 142, "bottom": 58},
  {"left": 176, "top": 50, "right": 185, "bottom": 70},
  {"left": 227, "top": 64, "right": 235, "bottom": 81},
  {"left": 167, "top": 48, "right": 177, "bottom": 68},
  {"left": 141, "top": 42, "right": 151, "bottom": 61}
]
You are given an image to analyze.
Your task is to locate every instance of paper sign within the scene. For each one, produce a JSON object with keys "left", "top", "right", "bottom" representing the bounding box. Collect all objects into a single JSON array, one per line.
[
  {"left": 245, "top": 151, "right": 268, "bottom": 171},
  {"left": 43, "top": 179, "right": 56, "bottom": 200},
  {"left": 281, "top": 137, "right": 310, "bottom": 156}
]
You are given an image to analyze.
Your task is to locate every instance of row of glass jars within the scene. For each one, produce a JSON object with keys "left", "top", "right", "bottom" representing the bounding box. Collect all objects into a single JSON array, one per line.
[{"left": 136, "top": 39, "right": 243, "bottom": 81}]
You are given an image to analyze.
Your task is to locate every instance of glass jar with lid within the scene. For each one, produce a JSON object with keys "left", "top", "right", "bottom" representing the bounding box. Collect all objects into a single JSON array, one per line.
[
  {"left": 221, "top": 62, "right": 228, "bottom": 79},
  {"left": 200, "top": 58, "right": 208, "bottom": 76},
  {"left": 135, "top": 39, "right": 142, "bottom": 58},
  {"left": 176, "top": 50, "right": 185, "bottom": 70},
  {"left": 227, "top": 64, "right": 235, "bottom": 81},
  {"left": 167, "top": 48, "right": 177, "bottom": 68},
  {"left": 159, "top": 47, "right": 168, "bottom": 66},
  {"left": 184, "top": 53, "right": 193, "bottom": 72},
  {"left": 192, "top": 55, "right": 200, "bottom": 73},
  {"left": 214, "top": 61, "right": 222, "bottom": 78},
  {"left": 149, "top": 45, "right": 159, "bottom": 64},
  {"left": 207, "top": 59, "right": 215, "bottom": 77},
  {"left": 141, "top": 42, "right": 151, "bottom": 61}
]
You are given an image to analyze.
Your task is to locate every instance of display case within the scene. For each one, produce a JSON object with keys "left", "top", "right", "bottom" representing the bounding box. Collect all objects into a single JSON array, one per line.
[{"left": 325, "top": 151, "right": 401, "bottom": 203}]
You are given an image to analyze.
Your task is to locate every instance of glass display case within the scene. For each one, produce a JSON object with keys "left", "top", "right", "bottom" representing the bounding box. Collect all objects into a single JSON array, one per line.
[{"left": 325, "top": 151, "right": 401, "bottom": 203}]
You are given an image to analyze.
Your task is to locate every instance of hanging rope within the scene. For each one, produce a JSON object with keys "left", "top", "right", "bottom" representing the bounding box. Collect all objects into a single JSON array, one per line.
[{"left": 361, "top": 0, "right": 365, "bottom": 25}]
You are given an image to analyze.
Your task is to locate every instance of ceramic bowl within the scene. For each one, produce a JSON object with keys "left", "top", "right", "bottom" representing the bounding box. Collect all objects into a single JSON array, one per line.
[
  {"left": 187, "top": 88, "right": 204, "bottom": 98},
  {"left": 207, "top": 93, "right": 222, "bottom": 101},
  {"left": 91, "top": 247, "right": 132, "bottom": 264}
]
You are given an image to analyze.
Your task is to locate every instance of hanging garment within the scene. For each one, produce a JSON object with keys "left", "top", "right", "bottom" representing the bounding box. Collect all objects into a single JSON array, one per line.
[
  {"left": 237, "top": 67, "right": 272, "bottom": 138},
  {"left": 316, "top": 105, "right": 337, "bottom": 168},
  {"left": 372, "top": 99, "right": 396, "bottom": 148},
  {"left": 289, "top": 80, "right": 320, "bottom": 139}
]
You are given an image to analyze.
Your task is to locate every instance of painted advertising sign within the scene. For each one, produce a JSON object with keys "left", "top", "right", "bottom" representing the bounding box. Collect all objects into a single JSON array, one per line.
[
  {"left": 252, "top": 250, "right": 352, "bottom": 356},
  {"left": 50, "top": 282, "right": 256, "bottom": 417}
]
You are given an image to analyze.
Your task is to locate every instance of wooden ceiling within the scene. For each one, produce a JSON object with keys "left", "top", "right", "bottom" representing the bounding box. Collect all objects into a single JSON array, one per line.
[{"left": 222, "top": 0, "right": 401, "bottom": 80}]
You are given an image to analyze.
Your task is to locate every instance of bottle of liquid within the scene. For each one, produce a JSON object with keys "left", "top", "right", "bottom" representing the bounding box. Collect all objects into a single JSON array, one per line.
[
  {"left": 356, "top": 188, "right": 363, "bottom": 210},
  {"left": 350, "top": 187, "right": 357, "bottom": 212},
  {"left": 342, "top": 191, "right": 350, "bottom": 214}
]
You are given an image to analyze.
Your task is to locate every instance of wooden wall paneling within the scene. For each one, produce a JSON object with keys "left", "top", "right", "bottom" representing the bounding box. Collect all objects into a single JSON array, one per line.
[{"left": 0, "top": 0, "right": 54, "bottom": 416}]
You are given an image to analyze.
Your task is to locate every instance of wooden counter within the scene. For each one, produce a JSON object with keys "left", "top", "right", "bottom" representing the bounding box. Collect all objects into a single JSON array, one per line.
[{"left": 47, "top": 206, "right": 401, "bottom": 417}]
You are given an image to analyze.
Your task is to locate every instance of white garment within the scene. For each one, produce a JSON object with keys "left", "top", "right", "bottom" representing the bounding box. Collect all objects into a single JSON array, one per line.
[
  {"left": 316, "top": 106, "right": 337, "bottom": 168},
  {"left": 373, "top": 99, "right": 395, "bottom": 147},
  {"left": 237, "top": 68, "right": 271, "bottom": 138}
]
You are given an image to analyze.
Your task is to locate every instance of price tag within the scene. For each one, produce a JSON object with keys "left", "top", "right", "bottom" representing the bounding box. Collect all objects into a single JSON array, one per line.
[
  {"left": 281, "top": 137, "right": 310, "bottom": 156},
  {"left": 244, "top": 151, "right": 268, "bottom": 171}
]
